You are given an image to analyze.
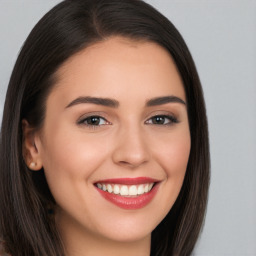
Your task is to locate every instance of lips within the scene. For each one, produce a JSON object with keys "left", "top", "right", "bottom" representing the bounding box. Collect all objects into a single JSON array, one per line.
[{"left": 94, "top": 177, "right": 160, "bottom": 210}]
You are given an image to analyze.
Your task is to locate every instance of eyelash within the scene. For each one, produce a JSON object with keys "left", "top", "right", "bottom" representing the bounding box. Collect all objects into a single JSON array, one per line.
[
  {"left": 78, "top": 115, "right": 110, "bottom": 128},
  {"left": 145, "top": 115, "right": 178, "bottom": 125},
  {"left": 77, "top": 114, "right": 178, "bottom": 128}
]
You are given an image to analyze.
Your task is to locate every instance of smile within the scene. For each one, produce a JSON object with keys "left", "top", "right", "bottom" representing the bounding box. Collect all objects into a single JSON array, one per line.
[
  {"left": 96, "top": 183, "right": 154, "bottom": 196},
  {"left": 94, "top": 177, "right": 160, "bottom": 210}
]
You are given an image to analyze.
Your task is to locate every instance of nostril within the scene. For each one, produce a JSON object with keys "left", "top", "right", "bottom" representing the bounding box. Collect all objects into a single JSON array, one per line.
[{"left": 118, "top": 160, "right": 146, "bottom": 169}]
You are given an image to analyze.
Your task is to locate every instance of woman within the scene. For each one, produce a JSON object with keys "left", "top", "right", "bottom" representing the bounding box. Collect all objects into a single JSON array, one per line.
[{"left": 0, "top": 0, "right": 210, "bottom": 255}]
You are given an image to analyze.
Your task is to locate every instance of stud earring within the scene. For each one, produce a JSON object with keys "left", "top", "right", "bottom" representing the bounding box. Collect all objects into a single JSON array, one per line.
[{"left": 30, "top": 162, "right": 36, "bottom": 168}]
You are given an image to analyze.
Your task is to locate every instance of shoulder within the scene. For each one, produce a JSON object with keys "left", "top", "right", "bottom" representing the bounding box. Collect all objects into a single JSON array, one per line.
[{"left": 0, "top": 241, "right": 11, "bottom": 256}]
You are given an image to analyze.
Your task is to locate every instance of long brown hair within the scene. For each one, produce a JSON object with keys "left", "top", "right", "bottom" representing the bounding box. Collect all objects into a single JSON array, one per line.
[{"left": 0, "top": 0, "right": 210, "bottom": 255}]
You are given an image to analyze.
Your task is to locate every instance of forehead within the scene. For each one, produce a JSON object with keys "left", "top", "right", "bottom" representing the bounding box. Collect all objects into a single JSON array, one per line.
[{"left": 49, "top": 36, "right": 186, "bottom": 105}]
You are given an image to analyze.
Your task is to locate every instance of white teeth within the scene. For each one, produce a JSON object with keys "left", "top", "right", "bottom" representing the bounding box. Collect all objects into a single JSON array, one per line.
[
  {"left": 96, "top": 182, "right": 155, "bottom": 196},
  {"left": 129, "top": 185, "right": 137, "bottom": 196},
  {"left": 120, "top": 185, "right": 129, "bottom": 196},
  {"left": 137, "top": 184, "right": 144, "bottom": 195},
  {"left": 113, "top": 185, "right": 120, "bottom": 194},
  {"left": 107, "top": 184, "right": 112, "bottom": 193}
]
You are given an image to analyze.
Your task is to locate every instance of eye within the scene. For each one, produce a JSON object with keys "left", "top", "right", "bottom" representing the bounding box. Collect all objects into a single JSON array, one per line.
[
  {"left": 78, "top": 116, "right": 110, "bottom": 127},
  {"left": 145, "top": 115, "right": 178, "bottom": 125}
]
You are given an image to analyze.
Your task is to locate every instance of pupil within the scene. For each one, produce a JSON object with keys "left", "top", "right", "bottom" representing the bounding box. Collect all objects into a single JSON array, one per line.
[
  {"left": 153, "top": 116, "right": 164, "bottom": 124},
  {"left": 88, "top": 117, "right": 100, "bottom": 125}
]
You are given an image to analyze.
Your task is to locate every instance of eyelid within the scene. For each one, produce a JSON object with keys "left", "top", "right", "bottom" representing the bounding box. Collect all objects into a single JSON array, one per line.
[
  {"left": 78, "top": 116, "right": 109, "bottom": 125},
  {"left": 77, "top": 112, "right": 112, "bottom": 127},
  {"left": 145, "top": 113, "right": 179, "bottom": 125}
]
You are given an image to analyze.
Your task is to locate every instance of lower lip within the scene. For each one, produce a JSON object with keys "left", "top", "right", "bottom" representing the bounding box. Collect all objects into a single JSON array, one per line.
[{"left": 95, "top": 184, "right": 159, "bottom": 210}]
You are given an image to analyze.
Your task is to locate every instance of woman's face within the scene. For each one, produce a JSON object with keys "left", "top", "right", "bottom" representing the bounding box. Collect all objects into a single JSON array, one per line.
[{"left": 31, "top": 37, "right": 190, "bottom": 244}]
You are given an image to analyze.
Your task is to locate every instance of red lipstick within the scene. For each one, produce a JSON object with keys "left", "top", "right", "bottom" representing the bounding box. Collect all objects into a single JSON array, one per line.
[{"left": 94, "top": 177, "right": 160, "bottom": 210}]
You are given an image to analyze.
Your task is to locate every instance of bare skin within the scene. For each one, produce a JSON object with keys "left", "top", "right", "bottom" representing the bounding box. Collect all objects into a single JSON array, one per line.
[{"left": 23, "top": 37, "right": 191, "bottom": 256}]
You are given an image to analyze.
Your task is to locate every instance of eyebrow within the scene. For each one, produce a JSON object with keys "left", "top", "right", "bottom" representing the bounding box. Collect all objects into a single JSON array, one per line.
[
  {"left": 65, "top": 95, "right": 186, "bottom": 109},
  {"left": 65, "top": 96, "right": 119, "bottom": 108},
  {"left": 146, "top": 96, "right": 186, "bottom": 106}
]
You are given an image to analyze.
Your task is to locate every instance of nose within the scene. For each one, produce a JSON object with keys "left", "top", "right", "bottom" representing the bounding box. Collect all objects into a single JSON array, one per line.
[{"left": 112, "top": 126, "right": 150, "bottom": 169}]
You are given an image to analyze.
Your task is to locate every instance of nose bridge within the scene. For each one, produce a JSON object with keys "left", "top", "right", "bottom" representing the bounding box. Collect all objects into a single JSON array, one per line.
[{"left": 112, "top": 122, "right": 150, "bottom": 168}]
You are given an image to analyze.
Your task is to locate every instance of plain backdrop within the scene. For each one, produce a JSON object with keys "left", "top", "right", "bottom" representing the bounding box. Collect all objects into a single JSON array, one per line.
[{"left": 0, "top": 1, "right": 256, "bottom": 255}]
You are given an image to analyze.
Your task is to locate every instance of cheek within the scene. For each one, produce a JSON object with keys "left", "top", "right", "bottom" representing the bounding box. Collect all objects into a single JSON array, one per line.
[
  {"left": 168, "top": 138, "right": 191, "bottom": 175},
  {"left": 38, "top": 126, "right": 111, "bottom": 195},
  {"left": 38, "top": 128, "right": 113, "bottom": 227},
  {"left": 150, "top": 128, "right": 191, "bottom": 211},
  {"left": 152, "top": 129, "right": 191, "bottom": 178}
]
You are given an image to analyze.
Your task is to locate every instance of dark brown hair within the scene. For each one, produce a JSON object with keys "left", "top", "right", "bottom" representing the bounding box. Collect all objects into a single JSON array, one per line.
[{"left": 0, "top": 0, "right": 210, "bottom": 255}]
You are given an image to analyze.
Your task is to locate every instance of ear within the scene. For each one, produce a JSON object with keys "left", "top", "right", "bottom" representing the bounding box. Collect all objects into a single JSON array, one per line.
[{"left": 22, "top": 119, "right": 43, "bottom": 171}]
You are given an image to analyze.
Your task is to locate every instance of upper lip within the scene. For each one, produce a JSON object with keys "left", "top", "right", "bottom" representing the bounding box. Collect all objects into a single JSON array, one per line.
[{"left": 94, "top": 177, "right": 160, "bottom": 185}]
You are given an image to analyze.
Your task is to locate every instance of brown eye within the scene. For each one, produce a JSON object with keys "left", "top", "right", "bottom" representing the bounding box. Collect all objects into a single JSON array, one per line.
[
  {"left": 152, "top": 116, "right": 166, "bottom": 125},
  {"left": 145, "top": 115, "right": 178, "bottom": 125},
  {"left": 78, "top": 116, "right": 109, "bottom": 126},
  {"left": 86, "top": 116, "right": 101, "bottom": 125}
]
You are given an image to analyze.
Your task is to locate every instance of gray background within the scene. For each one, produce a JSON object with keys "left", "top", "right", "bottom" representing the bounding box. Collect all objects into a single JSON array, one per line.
[{"left": 0, "top": 1, "right": 255, "bottom": 255}]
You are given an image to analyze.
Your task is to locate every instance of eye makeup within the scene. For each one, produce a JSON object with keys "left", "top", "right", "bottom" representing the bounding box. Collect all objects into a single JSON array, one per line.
[{"left": 145, "top": 114, "right": 179, "bottom": 125}]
